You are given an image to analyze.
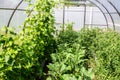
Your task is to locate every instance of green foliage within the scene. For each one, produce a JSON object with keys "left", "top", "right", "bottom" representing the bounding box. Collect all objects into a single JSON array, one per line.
[
  {"left": 77, "top": 28, "right": 101, "bottom": 58},
  {"left": 57, "top": 30, "right": 78, "bottom": 47},
  {"left": 47, "top": 43, "right": 94, "bottom": 80},
  {"left": 56, "top": 23, "right": 79, "bottom": 49},
  {"left": 91, "top": 29, "right": 120, "bottom": 80},
  {"left": 47, "top": 28, "right": 94, "bottom": 80},
  {"left": 55, "top": 27, "right": 120, "bottom": 80},
  {"left": 0, "top": 0, "right": 56, "bottom": 80},
  {"left": 77, "top": 28, "right": 120, "bottom": 80},
  {"left": 0, "top": 0, "right": 120, "bottom": 80}
]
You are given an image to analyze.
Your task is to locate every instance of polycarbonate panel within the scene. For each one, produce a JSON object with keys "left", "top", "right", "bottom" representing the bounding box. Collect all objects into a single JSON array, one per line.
[
  {"left": 85, "top": 7, "right": 94, "bottom": 25},
  {"left": 18, "top": 0, "right": 35, "bottom": 10},
  {"left": 0, "top": 0, "right": 20, "bottom": 8},
  {"left": 0, "top": 10, "right": 13, "bottom": 28},
  {"left": 85, "top": 7, "right": 107, "bottom": 28},
  {"left": 92, "top": 10, "right": 106, "bottom": 25},
  {"left": 111, "top": 14, "right": 120, "bottom": 24},
  {"left": 65, "top": 6, "right": 84, "bottom": 30},
  {"left": 98, "top": 0, "right": 117, "bottom": 13},
  {"left": 18, "top": 1, "right": 27, "bottom": 9},
  {"left": 54, "top": 8, "right": 63, "bottom": 30},
  {"left": 109, "top": 0, "right": 120, "bottom": 12},
  {"left": 85, "top": 7, "right": 106, "bottom": 25},
  {"left": 0, "top": 0, "right": 120, "bottom": 31},
  {"left": 89, "top": 0, "right": 108, "bottom": 13},
  {"left": 105, "top": 14, "right": 114, "bottom": 29},
  {"left": 54, "top": 8, "right": 63, "bottom": 24},
  {"left": 10, "top": 11, "right": 27, "bottom": 33}
]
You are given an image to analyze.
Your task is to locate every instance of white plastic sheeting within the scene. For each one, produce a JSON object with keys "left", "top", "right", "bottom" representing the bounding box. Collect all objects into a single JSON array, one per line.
[{"left": 0, "top": 0, "right": 120, "bottom": 31}]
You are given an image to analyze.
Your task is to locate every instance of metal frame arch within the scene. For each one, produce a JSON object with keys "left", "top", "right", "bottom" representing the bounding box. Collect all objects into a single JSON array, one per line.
[
  {"left": 7, "top": 0, "right": 24, "bottom": 27},
  {"left": 83, "top": 0, "right": 86, "bottom": 27},
  {"left": 86, "top": 0, "right": 109, "bottom": 28},
  {"left": 95, "top": 0, "right": 115, "bottom": 30},
  {"left": 0, "top": 8, "right": 26, "bottom": 11},
  {"left": 4, "top": 0, "right": 117, "bottom": 31},
  {"left": 108, "top": 0, "right": 120, "bottom": 16},
  {"left": 108, "top": 1, "right": 120, "bottom": 17}
]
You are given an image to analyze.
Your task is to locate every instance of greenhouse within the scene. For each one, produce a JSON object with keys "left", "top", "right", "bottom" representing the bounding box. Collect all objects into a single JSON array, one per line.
[
  {"left": 0, "top": 0, "right": 120, "bottom": 80},
  {"left": 0, "top": 0, "right": 120, "bottom": 31}
]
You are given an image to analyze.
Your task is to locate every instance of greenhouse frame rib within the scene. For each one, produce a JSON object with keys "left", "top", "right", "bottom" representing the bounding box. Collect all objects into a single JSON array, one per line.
[
  {"left": 0, "top": 0, "right": 120, "bottom": 31},
  {"left": 93, "top": 0, "right": 115, "bottom": 30},
  {"left": 88, "top": 0, "right": 120, "bottom": 30},
  {"left": 7, "top": 0, "right": 24, "bottom": 28},
  {"left": 62, "top": 0, "right": 120, "bottom": 30},
  {"left": 86, "top": 0, "right": 109, "bottom": 28}
]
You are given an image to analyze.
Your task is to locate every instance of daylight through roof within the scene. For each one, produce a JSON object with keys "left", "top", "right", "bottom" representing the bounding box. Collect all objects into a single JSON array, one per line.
[{"left": 0, "top": 0, "right": 120, "bottom": 32}]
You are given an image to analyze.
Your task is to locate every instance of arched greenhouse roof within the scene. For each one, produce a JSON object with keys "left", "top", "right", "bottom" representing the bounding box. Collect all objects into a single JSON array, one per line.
[{"left": 0, "top": 0, "right": 120, "bottom": 32}]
